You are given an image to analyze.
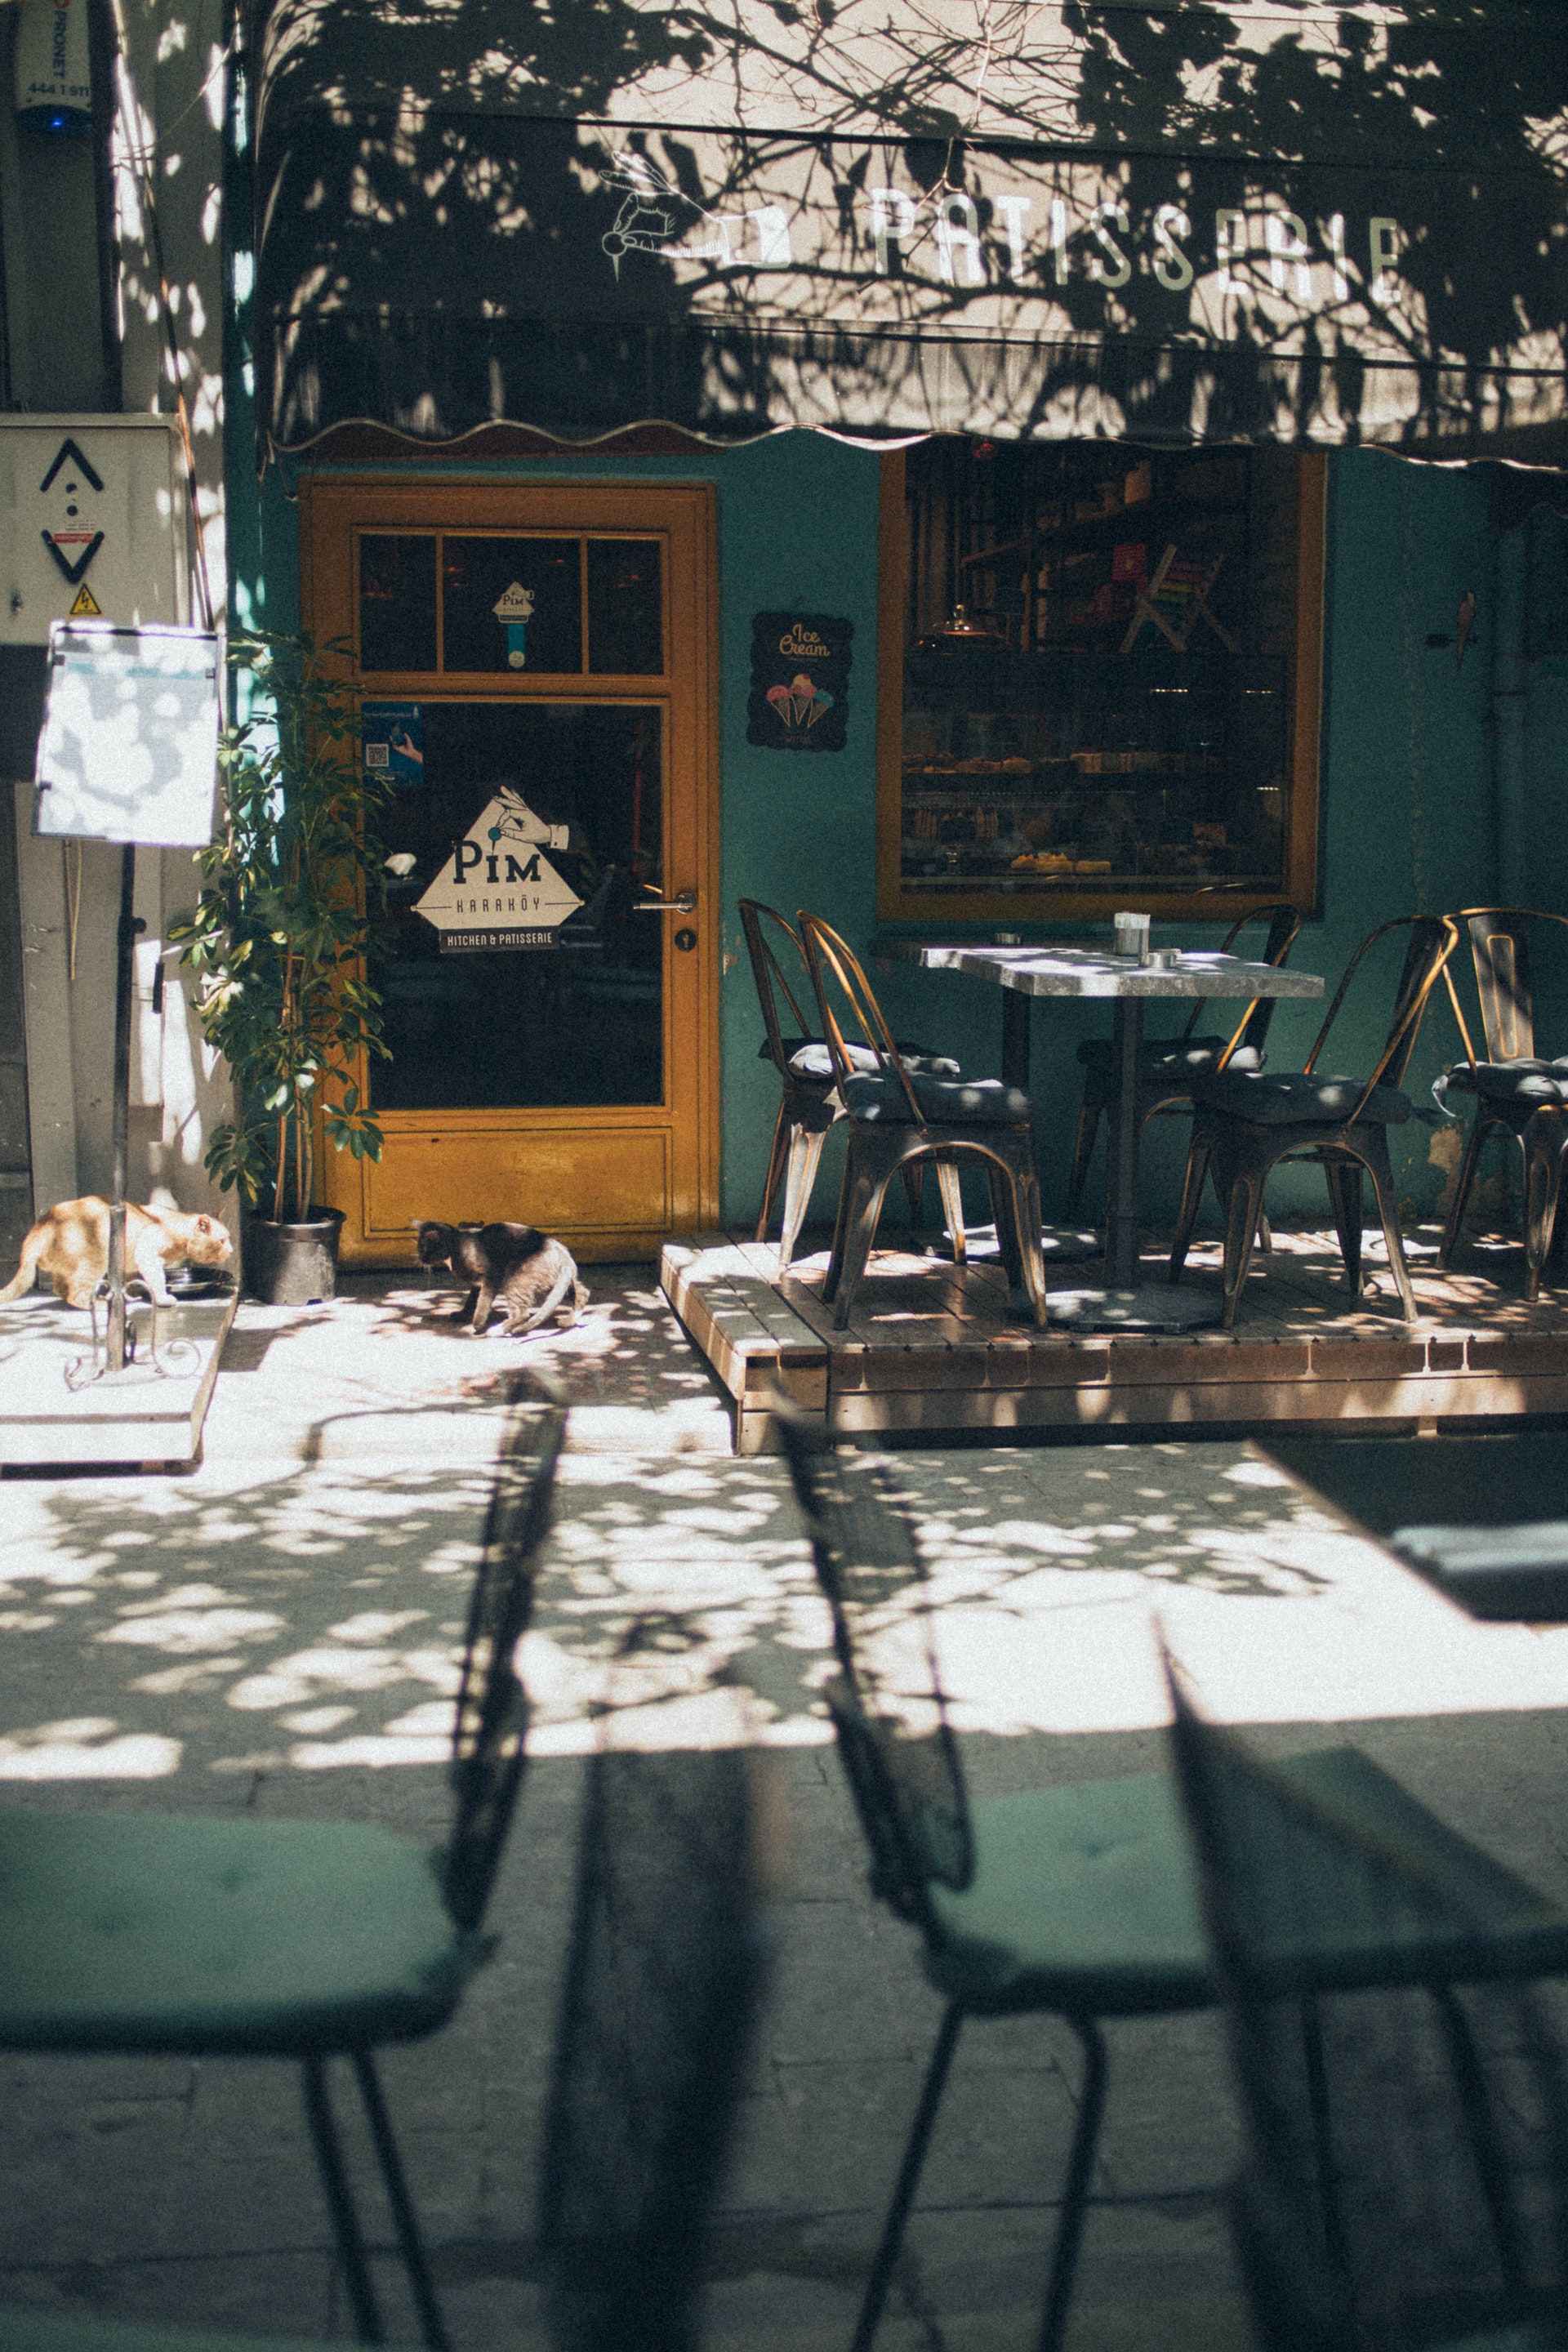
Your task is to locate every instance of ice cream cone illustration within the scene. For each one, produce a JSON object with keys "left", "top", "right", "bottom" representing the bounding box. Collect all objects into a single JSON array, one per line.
[
  {"left": 786, "top": 671, "right": 817, "bottom": 726},
  {"left": 804, "top": 688, "right": 833, "bottom": 728}
]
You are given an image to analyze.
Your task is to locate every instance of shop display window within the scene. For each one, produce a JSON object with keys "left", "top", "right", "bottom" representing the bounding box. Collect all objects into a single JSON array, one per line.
[{"left": 878, "top": 442, "right": 1323, "bottom": 923}]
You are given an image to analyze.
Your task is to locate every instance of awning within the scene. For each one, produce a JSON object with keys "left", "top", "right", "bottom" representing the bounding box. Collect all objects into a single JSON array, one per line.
[{"left": 255, "top": 0, "right": 1568, "bottom": 459}]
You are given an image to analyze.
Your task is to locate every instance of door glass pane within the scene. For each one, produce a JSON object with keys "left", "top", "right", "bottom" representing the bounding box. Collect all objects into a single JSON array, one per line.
[
  {"left": 587, "top": 538, "right": 663, "bottom": 674},
  {"left": 372, "top": 701, "right": 663, "bottom": 1111},
  {"left": 359, "top": 536, "right": 437, "bottom": 672},
  {"left": 442, "top": 537, "right": 582, "bottom": 674}
]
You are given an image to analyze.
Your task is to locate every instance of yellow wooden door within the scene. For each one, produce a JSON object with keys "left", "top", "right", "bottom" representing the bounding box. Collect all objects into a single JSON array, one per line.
[{"left": 301, "top": 479, "right": 718, "bottom": 1265}]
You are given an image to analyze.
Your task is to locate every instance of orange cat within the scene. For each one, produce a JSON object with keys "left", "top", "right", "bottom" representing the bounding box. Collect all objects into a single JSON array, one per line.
[{"left": 0, "top": 1196, "right": 234, "bottom": 1309}]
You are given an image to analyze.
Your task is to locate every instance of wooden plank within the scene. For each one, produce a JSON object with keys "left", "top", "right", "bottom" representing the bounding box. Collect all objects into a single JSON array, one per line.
[{"left": 830, "top": 1371, "right": 1568, "bottom": 1437}]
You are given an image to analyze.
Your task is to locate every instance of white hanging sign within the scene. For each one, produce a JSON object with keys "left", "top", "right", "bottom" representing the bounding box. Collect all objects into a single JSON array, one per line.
[
  {"left": 414, "top": 787, "right": 582, "bottom": 952},
  {"left": 33, "top": 621, "right": 220, "bottom": 847}
]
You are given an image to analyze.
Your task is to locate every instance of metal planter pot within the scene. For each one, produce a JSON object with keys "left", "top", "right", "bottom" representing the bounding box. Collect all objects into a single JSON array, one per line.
[{"left": 243, "top": 1207, "right": 345, "bottom": 1305}]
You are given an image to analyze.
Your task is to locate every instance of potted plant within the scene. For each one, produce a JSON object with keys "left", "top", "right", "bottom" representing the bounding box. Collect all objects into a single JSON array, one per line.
[{"left": 171, "top": 631, "right": 392, "bottom": 1304}]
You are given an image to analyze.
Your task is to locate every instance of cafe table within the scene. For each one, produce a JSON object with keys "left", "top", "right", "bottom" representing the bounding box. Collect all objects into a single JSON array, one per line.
[{"left": 882, "top": 941, "right": 1325, "bottom": 1330}]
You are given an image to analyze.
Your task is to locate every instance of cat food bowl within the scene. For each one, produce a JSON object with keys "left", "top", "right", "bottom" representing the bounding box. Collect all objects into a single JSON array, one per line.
[{"left": 167, "top": 1272, "right": 237, "bottom": 1301}]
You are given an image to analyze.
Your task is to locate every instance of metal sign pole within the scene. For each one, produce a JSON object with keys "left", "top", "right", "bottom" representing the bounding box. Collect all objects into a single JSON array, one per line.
[{"left": 105, "top": 844, "right": 144, "bottom": 1373}]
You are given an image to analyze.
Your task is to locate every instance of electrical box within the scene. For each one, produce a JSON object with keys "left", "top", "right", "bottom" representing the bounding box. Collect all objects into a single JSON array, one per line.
[{"left": 0, "top": 415, "right": 189, "bottom": 645}]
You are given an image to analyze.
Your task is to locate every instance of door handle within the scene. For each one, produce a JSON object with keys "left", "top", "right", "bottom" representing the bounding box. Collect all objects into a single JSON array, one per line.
[{"left": 634, "top": 889, "right": 697, "bottom": 915}]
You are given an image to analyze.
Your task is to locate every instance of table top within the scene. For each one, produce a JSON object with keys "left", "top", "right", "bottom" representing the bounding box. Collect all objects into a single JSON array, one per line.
[{"left": 884, "top": 941, "right": 1325, "bottom": 1003}]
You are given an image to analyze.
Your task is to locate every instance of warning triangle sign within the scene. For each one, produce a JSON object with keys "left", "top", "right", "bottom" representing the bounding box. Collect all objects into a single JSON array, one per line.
[{"left": 68, "top": 581, "right": 102, "bottom": 617}]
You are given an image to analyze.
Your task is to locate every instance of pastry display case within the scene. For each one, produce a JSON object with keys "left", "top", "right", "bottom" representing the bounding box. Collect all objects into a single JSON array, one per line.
[{"left": 877, "top": 441, "right": 1324, "bottom": 924}]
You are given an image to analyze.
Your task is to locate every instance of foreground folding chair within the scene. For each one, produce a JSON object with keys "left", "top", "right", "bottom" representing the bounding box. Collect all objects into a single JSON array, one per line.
[
  {"left": 538, "top": 1662, "right": 770, "bottom": 2352},
  {"left": 1165, "top": 1658, "right": 1568, "bottom": 2352},
  {"left": 1437, "top": 909, "right": 1568, "bottom": 1276},
  {"left": 1067, "top": 900, "right": 1303, "bottom": 1222},
  {"left": 0, "top": 1377, "right": 565, "bottom": 2352},
  {"left": 798, "top": 911, "right": 1047, "bottom": 1329},
  {"left": 777, "top": 1416, "right": 1409, "bottom": 2352},
  {"left": 739, "top": 899, "right": 962, "bottom": 1271},
  {"left": 1169, "top": 914, "right": 1459, "bottom": 1326}
]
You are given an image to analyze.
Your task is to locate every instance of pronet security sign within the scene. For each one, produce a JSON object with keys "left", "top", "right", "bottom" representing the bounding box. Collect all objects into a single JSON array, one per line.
[{"left": 414, "top": 788, "right": 582, "bottom": 952}]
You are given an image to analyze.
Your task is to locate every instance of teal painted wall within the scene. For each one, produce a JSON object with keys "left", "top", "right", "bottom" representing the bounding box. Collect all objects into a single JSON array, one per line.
[{"left": 234, "top": 431, "right": 1568, "bottom": 1245}]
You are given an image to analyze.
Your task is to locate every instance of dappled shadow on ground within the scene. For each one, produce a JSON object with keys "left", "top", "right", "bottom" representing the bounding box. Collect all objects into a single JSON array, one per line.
[{"left": 7, "top": 1385, "right": 1568, "bottom": 1781}]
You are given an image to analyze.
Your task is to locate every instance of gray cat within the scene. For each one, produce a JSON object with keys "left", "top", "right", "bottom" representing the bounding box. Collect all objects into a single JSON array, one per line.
[{"left": 415, "top": 1220, "right": 587, "bottom": 1337}]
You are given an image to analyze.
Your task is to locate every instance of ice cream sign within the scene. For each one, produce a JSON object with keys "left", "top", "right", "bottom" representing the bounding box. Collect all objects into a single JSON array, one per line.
[
  {"left": 746, "top": 608, "right": 853, "bottom": 755},
  {"left": 493, "top": 581, "right": 535, "bottom": 668},
  {"left": 414, "top": 788, "right": 582, "bottom": 952}
]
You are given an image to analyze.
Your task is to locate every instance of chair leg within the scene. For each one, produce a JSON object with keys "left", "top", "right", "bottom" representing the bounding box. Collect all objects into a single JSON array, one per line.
[
  {"left": 778, "top": 1126, "right": 826, "bottom": 1272},
  {"left": 850, "top": 2006, "right": 964, "bottom": 2352},
  {"left": 831, "top": 1163, "right": 895, "bottom": 1332},
  {"left": 353, "top": 2054, "right": 452, "bottom": 2352},
  {"left": 1168, "top": 1140, "right": 1213, "bottom": 1284},
  {"left": 1298, "top": 1996, "right": 1350, "bottom": 2279},
  {"left": 1525, "top": 1114, "right": 1568, "bottom": 1302},
  {"left": 1431, "top": 1988, "right": 1530, "bottom": 2301},
  {"left": 1257, "top": 1210, "right": 1274, "bottom": 1255},
  {"left": 900, "top": 1160, "right": 925, "bottom": 1231},
  {"left": 1323, "top": 1159, "right": 1365, "bottom": 1298},
  {"left": 756, "top": 1100, "right": 791, "bottom": 1243},
  {"left": 987, "top": 1156, "right": 1049, "bottom": 1327},
  {"left": 1065, "top": 1098, "right": 1100, "bottom": 1216},
  {"left": 1035, "top": 2020, "right": 1109, "bottom": 2352},
  {"left": 1361, "top": 1140, "right": 1421, "bottom": 1324},
  {"left": 1438, "top": 1113, "right": 1488, "bottom": 1270},
  {"left": 1219, "top": 1166, "right": 1263, "bottom": 1331},
  {"left": 302, "top": 2058, "right": 386, "bottom": 2345},
  {"left": 935, "top": 1160, "right": 967, "bottom": 1266}
]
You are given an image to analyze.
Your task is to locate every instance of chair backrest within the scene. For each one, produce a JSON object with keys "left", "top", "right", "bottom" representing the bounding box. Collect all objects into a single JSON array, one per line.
[
  {"left": 1165, "top": 1659, "right": 1568, "bottom": 2352},
  {"left": 440, "top": 1379, "right": 566, "bottom": 1934},
  {"left": 796, "top": 911, "right": 928, "bottom": 1126},
  {"left": 1183, "top": 900, "right": 1304, "bottom": 1061},
  {"left": 779, "top": 1411, "right": 973, "bottom": 1931},
  {"left": 737, "top": 899, "right": 817, "bottom": 1077},
  {"left": 1441, "top": 909, "right": 1568, "bottom": 1071},
  {"left": 537, "top": 1670, "right": 768, "bottom": 2352},
  {"left": 1301, "top": 915, "right": 1459, "bottom": 1119}
]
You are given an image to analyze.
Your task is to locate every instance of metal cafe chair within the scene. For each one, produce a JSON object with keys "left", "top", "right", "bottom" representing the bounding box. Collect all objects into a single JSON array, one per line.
[
  {"left": 0, "top": 1378, "right": 566, "bottom": 2352},
  {"left": 776, "top": 1414, "right": 1417, "bottom": 2352},
  {"left": 1066, "top": 898, "right": 1303, "bottom": 1226},
  {"left": 537, "top": 1665, "right": 769, "bottom": 2352},
  {"left": 1165, "top": 1655, "right": 1568, "bottom": 2352},
  {"left": 1435, "top": 908, "right": 1568, "bottom": 1278},
  {"left": 796, "top": 911, "right": 1049, "bottom": 1330},
  {"left": 1169, "top": 914, "right": 1459, "bottom": 1328},
  {"left": 739, "top": 898, "right": 964, "bottom": 1271}
]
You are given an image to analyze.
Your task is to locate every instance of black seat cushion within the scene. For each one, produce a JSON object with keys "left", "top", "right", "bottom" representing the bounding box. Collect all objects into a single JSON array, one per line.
[
  {"left": 1439, "top": 1060, "right": 1568, "bottom": 1105},
  {"left": 842, "top": 1071, "right": 1035, "bottom": 1126},
  {"left": 1076, "top": 1036, "right": 1263, "bottom": 1079},
  {"left": 1191, "top": 1068, "right": 1413, "bottom": 1126},
  {"left": 767, "top": 1037, "right": 962, "bottom": 1081}
]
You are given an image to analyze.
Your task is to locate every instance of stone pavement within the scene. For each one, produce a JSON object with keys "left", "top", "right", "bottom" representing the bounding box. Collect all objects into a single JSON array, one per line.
[{"left": 2, "top": 1264, "right": 1568, "bottom": 2352}]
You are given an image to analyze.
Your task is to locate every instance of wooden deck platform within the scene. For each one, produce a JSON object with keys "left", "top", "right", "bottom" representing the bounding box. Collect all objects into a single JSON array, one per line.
[{"left": 660, "top": 1227, "right": 1568, "bottom": 1452}]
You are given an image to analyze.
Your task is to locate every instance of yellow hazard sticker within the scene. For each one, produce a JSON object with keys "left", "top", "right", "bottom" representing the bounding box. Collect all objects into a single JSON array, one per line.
[{"left": 68, "top": 582, "right": 101, "bottom": 617}]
